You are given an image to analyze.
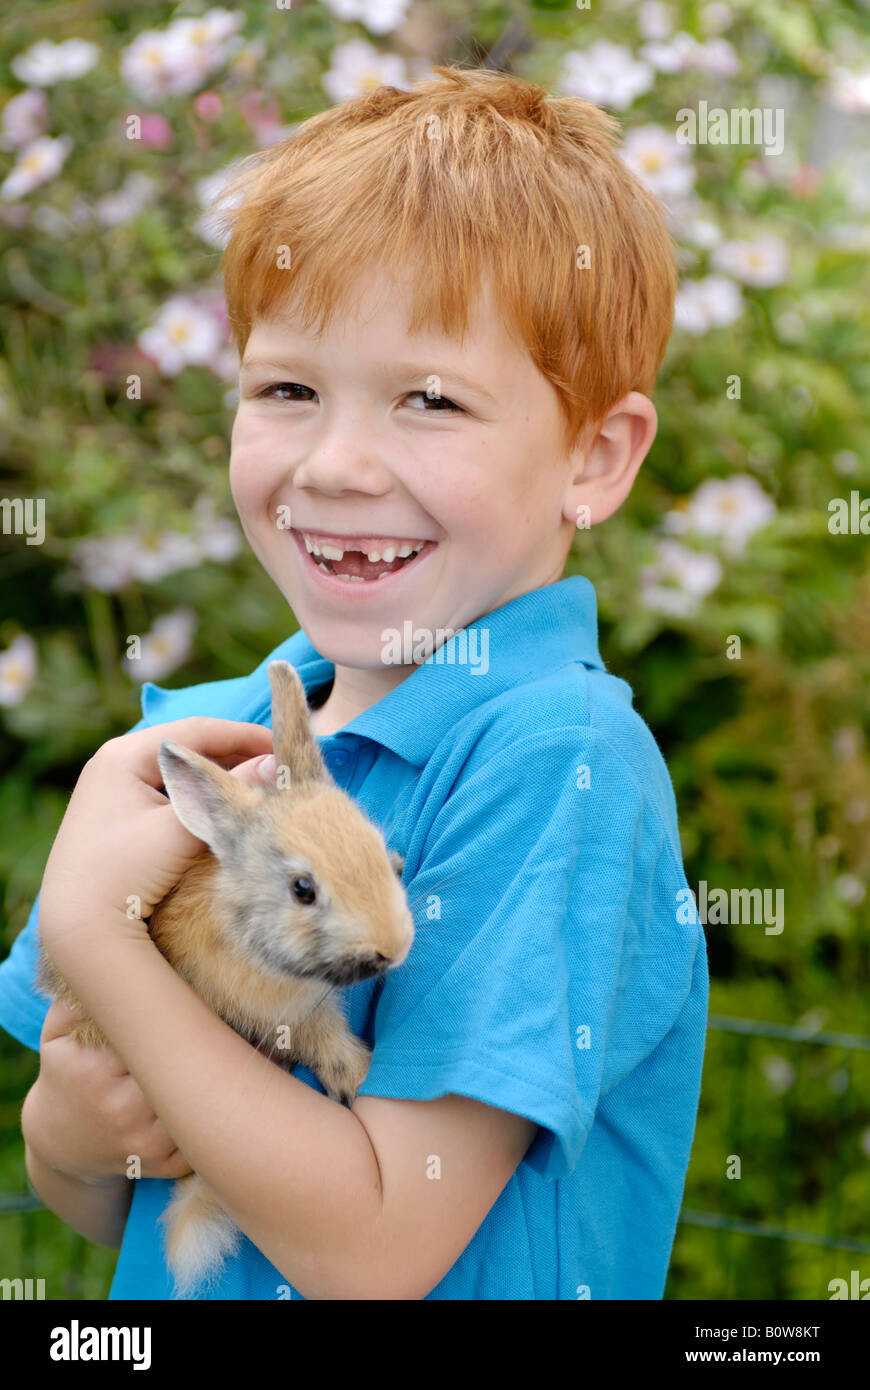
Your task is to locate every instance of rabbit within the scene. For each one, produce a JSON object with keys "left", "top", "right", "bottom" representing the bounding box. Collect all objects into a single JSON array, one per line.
[{"left": 36, "top": 658, "right": 415, "bottom": 1296}]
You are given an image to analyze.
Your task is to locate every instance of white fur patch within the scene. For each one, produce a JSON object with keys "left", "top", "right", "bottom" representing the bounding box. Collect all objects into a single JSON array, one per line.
[{"left": 161, "top": 1175, "right": 242, "bottom": 1298}]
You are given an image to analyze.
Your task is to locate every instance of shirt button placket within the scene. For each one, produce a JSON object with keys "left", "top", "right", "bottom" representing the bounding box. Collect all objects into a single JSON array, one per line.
[{"left": 322, "top": 745, "right": 352, "bottom": 782}]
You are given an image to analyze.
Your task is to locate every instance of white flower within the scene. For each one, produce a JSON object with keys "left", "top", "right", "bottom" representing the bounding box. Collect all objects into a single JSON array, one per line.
[
  {"left": 0, "top": 90, "right": 48, "bottom": 151},
  {"left": 321, "top": 0, "right": 412, "bottom": 35},
  {"left": 229, "top": 38, "right": 266, "bottom": 79},
  {"left": 682, "top": 216, "right": 723, "bottom": 248},
  {"left": 126, "top": 529, "right": 203, "bottom": 583},
  {"left": 620, "top": 124, "right": 695, "bottom": 200},
  {"left": 138, "top": 296, "right": 225, "bottom": 376},
  {"left": 0, "top": 633, "right": 37, "bottom": 706},
  {"left": 637, "top": 2, "right": 674, "bottom": 41},
  {"left": 71, "top": 528, "right": 203, "bottom": 589},
  {"left": 120, "top": 9, "right": 244, "bottom": 101},
  {"left": 640, "top": 539, "right": 723, "bottom": 617},
  {"left": 664, "top": 476, "right": 776, "bottom": 556},
  {"left": 700, "top": 3, "right": 732, "bottom": 35},
  {"left": 119, "top": 30, "right": 180, "bottom": 101},
  {"left": 69, "top": 505, "right": 238, "bottom": 592},
  {"left": 322, "top": 40, "right": 412, "bottom": 102},
  {"left": 162, "top": 9, "right": 244, "bottom": 84},
  {"left": 640, "top": 32, "right": 700, "bottom": 73},
  {"left": 640, "top": 31, "right": 739, "bottom": 75},
  {"left": 94, "top": 172, "right": 157, "bottom": 227},
  {"left": 194, "top": 162, "right": 246, "bottom": 248},
  {"left": 761, "top": 1055, "right": 795, "bottom": 1095},
  {"left": 10, "top": 38, "right": 99, "bottom": 87},
  {"left": 559, "top": 40, "right": 653, "bottom": 110},
  {"left": 823, "top": 65, "right": 870, "bottom": 114},
  {"left": 68, "top": 535, "right": 136, "bottom": 591},
  {"left": 191, "top": 496, "right": 242, "bottom": 561},
  {"left": 0, "top": 134, "right": 73, "bottom": 200},
  {"left": 674, "top": 274, "right": 743, "bottom": 333},
  {"left": 834, "top": 874, "right": 866, "bottom": 906},
  {"left": 832, "top": 725, "right": 864, "bottom": 760},
  {"left": 711, "top": 236, "right": 789, "bottom": 287},
  {"left": 124, "top": 609, "right": 196, "bottom": 683},
  {"left": 697, "top": 38, "right": 740, "bottom": 77}
]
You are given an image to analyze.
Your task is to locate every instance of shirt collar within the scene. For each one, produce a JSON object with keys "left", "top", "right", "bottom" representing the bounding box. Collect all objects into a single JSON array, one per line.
[{"left": 238, "top": 575, "right": 604, "bottom": 768}]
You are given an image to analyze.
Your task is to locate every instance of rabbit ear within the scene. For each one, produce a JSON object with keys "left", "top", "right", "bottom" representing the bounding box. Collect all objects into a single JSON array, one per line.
[
  {"left": 157, "top": 739, "right": 260, "bottom": 857},
  {"left": 268, "top": 660, "right": 331, "bottom": 785}
]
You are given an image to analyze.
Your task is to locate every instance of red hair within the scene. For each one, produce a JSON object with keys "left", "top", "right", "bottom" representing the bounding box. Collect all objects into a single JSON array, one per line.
[{"left": 218, "top": 64, "right": 677, "bottom": 452}]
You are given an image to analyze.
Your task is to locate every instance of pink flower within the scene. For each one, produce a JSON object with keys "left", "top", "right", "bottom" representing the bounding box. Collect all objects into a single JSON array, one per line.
[
  {"left": 788, "top": 164, "right": 820, "bottom": 198},
  {"left": 194, "top": 90, "right": 223, "bottom": 121},
  {"left": 237, "top": 90, "right": 282, "bottom": 144},
  {"left": 139, "top": 112, "right": 174, "bottom": 148},
  {"left": 0, "top": 89, "right": 49, "bottom": 151}
]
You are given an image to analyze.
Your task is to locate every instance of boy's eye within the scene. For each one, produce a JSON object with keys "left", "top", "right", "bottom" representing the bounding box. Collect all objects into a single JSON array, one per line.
[
  {"left": 256, "top": 382, "right": 315, "bottom": 402},
  {"left": 405, "top": 390, "right": 463, "bottom": 413},
  {"left": 254, "top": 383, "right": 463, "bottom": 413}
]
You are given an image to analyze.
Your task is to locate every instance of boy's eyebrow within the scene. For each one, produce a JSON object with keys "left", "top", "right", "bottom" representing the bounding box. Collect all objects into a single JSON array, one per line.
[{"left": 239, "top": 356, "right": 500, "bottom": 405}]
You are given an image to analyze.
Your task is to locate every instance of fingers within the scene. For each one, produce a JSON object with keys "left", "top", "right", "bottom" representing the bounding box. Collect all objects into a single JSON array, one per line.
[
  {"left": 40, "top": 997, "right": 90, "bottom": 1044},
  {"left": 229, "top": 753, "right": 277, "bottom": 787},
  {"left": 40, "top": 1004, "right": 131, "bottom": 1077},
  {"left": 102, "top": 719, "right": 275, "bottom": 790},
  {"left": 153, "top": 1147, "right": 195, "bottom": 1180}
]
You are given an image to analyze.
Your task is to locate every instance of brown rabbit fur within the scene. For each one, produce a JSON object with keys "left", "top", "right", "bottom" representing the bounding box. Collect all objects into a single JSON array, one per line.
[{"left": 36, "top": 659, "right": 415, "bottom": 1296}]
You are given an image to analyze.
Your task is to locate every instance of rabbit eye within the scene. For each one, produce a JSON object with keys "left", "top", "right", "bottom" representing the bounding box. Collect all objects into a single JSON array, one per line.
[{"left": 290, "top": 875, "right": 317, "bottom": 906}]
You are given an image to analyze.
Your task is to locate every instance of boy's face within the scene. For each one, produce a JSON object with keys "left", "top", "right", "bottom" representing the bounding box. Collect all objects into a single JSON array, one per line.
[{"left": 230, "top": 264, "right": 593, "bottom": 671}]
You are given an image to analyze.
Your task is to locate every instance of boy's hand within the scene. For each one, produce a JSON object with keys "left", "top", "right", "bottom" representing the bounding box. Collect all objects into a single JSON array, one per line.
[
  {"left": 21, "top": 999, "right": 195, "bottom": 1186},
  {"left": 37, "top": 717, "right": 275, "bottom": 964}
]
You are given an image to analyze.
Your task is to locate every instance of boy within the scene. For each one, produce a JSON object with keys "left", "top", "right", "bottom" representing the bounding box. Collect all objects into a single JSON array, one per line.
[{"left": 0, "top": 65, "right": 708, "bottom": 1300}]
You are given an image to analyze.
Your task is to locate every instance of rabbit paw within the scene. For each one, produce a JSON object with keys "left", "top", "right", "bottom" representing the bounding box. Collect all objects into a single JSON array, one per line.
[{"left": 320, "top": 1036, "right": 373, "bottom": 1108}]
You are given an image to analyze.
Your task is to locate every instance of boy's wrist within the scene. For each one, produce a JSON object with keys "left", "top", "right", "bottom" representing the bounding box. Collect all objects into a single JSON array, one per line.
[
  {"left": 25, "top": 1135, "right": 127, "bottom": 1191},
  {"left": 22, "top": 1085, "right": 126, "bottom": 1190}
]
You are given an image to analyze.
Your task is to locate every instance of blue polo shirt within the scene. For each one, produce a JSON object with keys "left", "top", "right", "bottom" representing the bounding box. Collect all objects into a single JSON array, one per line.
[{"left": 0, "top": 575, "right": 708, "bottom": 1300}]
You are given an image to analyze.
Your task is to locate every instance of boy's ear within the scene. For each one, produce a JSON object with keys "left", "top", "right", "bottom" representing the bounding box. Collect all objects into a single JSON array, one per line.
[{"left": 563, "top": 392, "right": 658, "bottom": 527}]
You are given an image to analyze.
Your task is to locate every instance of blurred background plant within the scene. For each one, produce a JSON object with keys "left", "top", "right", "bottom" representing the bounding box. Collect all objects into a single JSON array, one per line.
[{"left": 1, "top": 0, "right": 869, "bottom": 1300}]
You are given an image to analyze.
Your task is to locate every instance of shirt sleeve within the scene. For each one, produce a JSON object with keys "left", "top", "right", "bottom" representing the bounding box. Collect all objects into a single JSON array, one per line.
[
  {"left": 0, "top": 714, "right": 150, "bottom": 1052},
  {"left": 356, "top": 725, "right": 702, "bottom": 1182},
  {"left": 0, "top": 664, "right": 276, "bottom": 1052}
]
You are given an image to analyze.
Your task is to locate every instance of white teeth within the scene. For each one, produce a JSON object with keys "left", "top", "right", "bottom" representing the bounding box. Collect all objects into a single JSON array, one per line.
[
  {"left": 302, "top": 531, "right": 427, "bottom": 581},
  {"left": 302, "top": 531, "right": 425, "bottom": 558}
]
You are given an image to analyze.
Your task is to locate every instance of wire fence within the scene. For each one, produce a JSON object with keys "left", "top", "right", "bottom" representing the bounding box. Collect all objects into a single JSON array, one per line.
[{"left": 1, "top": 1013, "right": 868, "bottom": 1299}]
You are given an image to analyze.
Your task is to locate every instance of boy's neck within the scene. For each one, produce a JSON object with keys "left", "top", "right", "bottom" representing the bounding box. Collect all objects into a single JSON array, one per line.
[{"left": 305, "top": 664, "right": 412, "bottom": 738}]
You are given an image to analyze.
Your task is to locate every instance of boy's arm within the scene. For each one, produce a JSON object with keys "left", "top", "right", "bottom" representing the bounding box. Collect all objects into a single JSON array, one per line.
[
  {"left": 22, "top": 1138, "right": 133, "bottom": 1249},
  {"left": 349, "top": 1093, "right": 538, "bottom": 1299},
  {"left": 46, "top": 925, "right": 536, "bottom": 1300},
  {"left": 17, "top": 998, "right": 194, "bottom": 1252}
]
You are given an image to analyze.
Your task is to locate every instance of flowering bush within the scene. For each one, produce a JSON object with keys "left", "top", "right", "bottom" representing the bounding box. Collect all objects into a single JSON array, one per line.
[{"left": 1, "top": 0, "right": 869, "bottom": 1298}]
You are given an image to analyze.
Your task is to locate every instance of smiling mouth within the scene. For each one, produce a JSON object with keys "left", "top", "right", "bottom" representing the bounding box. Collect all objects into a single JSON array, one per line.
[{"left": 296, "top": 530, "right": 431, "bottom": 582}]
